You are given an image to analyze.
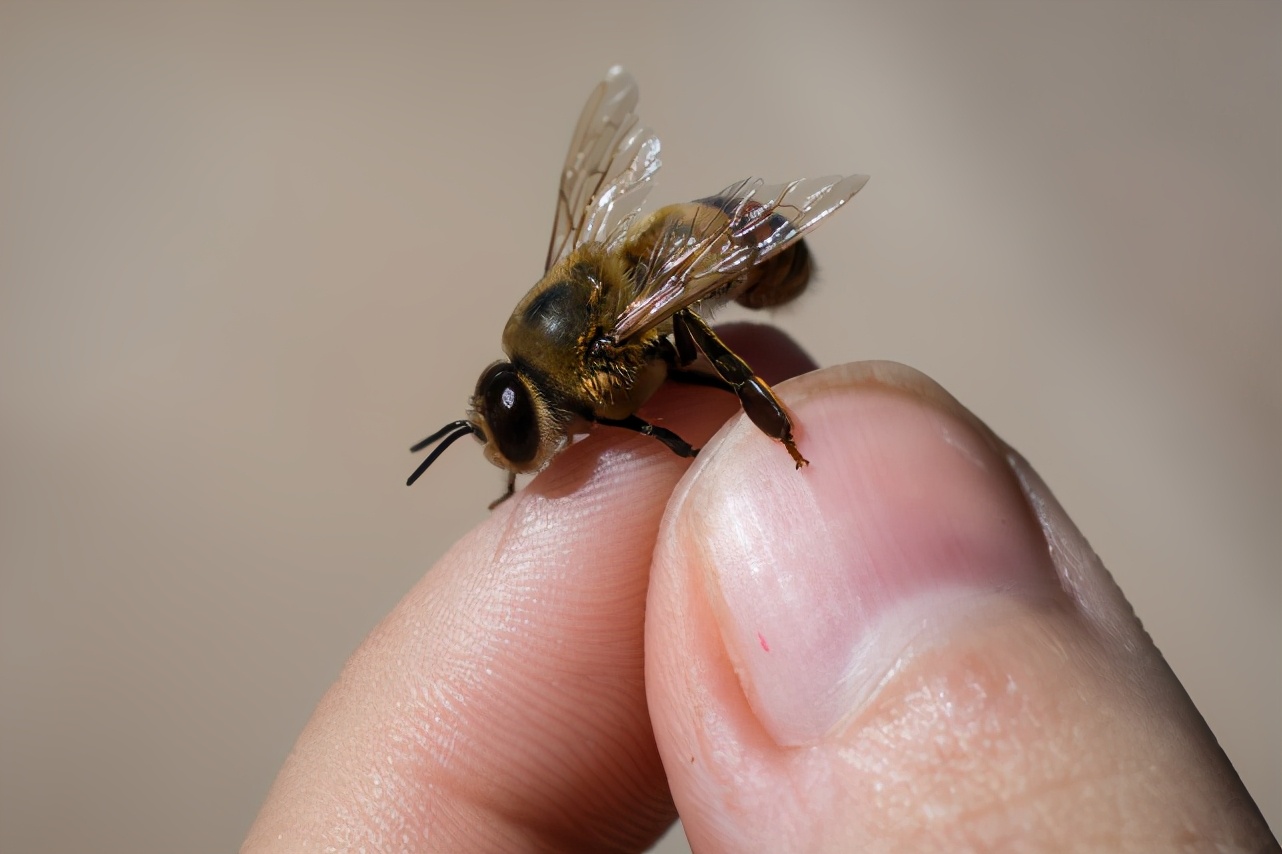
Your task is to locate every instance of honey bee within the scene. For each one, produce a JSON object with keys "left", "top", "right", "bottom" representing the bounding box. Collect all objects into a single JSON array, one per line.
[{"left": 408, "top": 67, "right": 867, "bottom": 505}]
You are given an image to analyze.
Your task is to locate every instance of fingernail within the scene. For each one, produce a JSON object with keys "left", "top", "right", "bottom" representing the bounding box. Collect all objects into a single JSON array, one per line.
[{"left": 669, "top": 363, "right": 1062, "bottom": 746}]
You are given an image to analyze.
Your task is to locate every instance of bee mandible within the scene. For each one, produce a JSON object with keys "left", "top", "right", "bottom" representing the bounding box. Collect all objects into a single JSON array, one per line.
[{"left": 408, "top": 67, "right": 868, "bottom": 505}]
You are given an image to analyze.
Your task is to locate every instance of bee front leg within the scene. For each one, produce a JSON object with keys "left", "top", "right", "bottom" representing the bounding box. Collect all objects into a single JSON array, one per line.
[
  {"left": 673, "top": 310, "right": 808, "bottom": 468},
  {"left": 488, "top": 471, "right": 517, "bottom": 509},
  {"left": 596, "top": 414, "right": 698, "bottom": 459}
]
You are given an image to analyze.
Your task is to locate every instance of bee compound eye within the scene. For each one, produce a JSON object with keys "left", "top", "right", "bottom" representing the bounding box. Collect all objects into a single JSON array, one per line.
[{"left": 480, "top": 364, "right": 540, "bottom": 465}]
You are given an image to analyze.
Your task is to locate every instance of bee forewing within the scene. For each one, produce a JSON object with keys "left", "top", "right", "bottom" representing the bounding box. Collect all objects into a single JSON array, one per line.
[
  {"left": 741, "top": 174, "right": 870, "bottom": 256},
  {"left": 546, "top": 67, "right": 662, "bottom": 271},
  {"left": 589, "top": 129, "right": 660, "bottom": 249},
  {"left": 611, "top": 173, "right": 869, "bottom": 340}
]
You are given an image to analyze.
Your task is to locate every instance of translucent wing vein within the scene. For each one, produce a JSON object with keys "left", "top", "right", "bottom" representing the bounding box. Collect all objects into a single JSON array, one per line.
[
  {"left": 545, "top": 67, "right": 661, "bottom": 271},
  {"left": 611, "top": 174, "right": 868, "bottom": 340}
]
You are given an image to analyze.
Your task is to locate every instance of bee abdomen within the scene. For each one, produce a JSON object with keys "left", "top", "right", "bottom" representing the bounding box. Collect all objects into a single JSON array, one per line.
[{"left": 735, "top": 238, "right": 812, "bottom": 309}]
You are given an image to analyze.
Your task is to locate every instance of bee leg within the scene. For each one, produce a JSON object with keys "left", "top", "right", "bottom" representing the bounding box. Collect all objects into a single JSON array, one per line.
[
  {"left": 596, "top": 414, "right": 698, "bottom": 459},
  {"left": 670, "top": 317, "right": 699, "bottom": 366},
  {"left": 673, "top": 310, "right": 808, "bottom": 468},
  {"left": 656, "top": 337, "right": 736, "bottom": 392},
  {"left": 666, "top": 368, "right": 736, "bottom": 391},
  {"left": 488, "top": 471, "right": 516, "bottom": 509}
]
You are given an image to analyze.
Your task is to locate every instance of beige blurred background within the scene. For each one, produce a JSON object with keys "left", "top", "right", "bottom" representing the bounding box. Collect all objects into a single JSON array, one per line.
[{"left": 0, "top": 2, "right": 1276, "bottom": 850}]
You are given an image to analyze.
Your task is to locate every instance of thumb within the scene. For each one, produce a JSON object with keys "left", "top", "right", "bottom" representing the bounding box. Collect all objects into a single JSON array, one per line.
[{"left": 645, "top": 362, "right": 1272, "bottom": 852}]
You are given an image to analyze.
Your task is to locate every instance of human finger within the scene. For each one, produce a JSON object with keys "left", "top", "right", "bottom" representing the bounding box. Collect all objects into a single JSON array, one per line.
[
  {"left": 647, "top": 361, "right": 1275, "bottom": 852},
  {"left": 243, "top": 325, "right": 815, "bottom": 852}
]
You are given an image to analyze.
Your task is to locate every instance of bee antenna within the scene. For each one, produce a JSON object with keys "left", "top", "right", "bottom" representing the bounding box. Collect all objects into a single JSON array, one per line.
[
  {"left": 410, "top": 419, "right": 474, "bottom": 453},
  {"left": 406, "top": 421, "right": 478, "bottom": 486}
]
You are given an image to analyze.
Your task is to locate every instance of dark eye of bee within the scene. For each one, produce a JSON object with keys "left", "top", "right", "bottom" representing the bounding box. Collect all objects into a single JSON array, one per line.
[{"left": 478, "top": 362, "right": 539, "bottom": 464}]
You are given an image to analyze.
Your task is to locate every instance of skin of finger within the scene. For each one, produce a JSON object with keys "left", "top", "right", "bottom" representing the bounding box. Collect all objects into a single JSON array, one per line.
[
  {"left": 242, "top": 326, "right": 816, "bottom": 853},
  {"left": 646, "top": 362, "right": 1276, "bottom": 853}
]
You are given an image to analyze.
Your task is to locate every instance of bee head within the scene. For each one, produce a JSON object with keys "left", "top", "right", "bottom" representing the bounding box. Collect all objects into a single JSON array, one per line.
[
  {"left": 405, "top": 361, "right": 566, "bottom": 488},
  {"left": 469, "top": 361, "right": 565, "bottom": 474}
]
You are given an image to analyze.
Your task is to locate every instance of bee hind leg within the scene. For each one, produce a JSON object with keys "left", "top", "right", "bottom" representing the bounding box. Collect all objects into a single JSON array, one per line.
[
  {"left": 673, "top": 310, "right": 808, "bottom": 468},
  {"left": 596, "top": 414, "right": 698, "bottom": 459},
  {"left": 656, "top": 338, "right": 737, "bottom": 393}
]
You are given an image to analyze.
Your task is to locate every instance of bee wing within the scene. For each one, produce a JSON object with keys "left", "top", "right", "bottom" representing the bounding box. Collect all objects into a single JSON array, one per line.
[
  {"left": 611, "top": 174, "right": 869, "bottom": 341},
  {"left": 545, "top": 67, "right": 662, "bottom": 272}
]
